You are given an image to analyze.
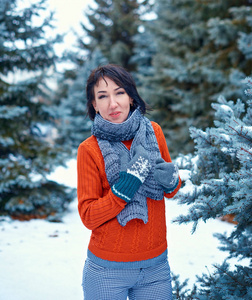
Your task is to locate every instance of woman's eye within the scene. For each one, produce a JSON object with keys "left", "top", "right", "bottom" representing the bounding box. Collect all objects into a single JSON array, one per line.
[
  {"left": 117, "top": 91, "right": 125, "bottom": 95},
  {"left": 98, "top": 95, "right": 106, "bottom": 99}
]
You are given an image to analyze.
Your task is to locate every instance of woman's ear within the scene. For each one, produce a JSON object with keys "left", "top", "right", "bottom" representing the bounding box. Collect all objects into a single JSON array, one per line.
[{"left": 92, "top": 100, "right": 98, "bottom": 113}]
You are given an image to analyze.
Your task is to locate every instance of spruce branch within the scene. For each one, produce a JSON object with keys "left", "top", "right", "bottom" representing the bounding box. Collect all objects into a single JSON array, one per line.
[{"left": 212, "top": 264, "right": 247, "bottom": 287}]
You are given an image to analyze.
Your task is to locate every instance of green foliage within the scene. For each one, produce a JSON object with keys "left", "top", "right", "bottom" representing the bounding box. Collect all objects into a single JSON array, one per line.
[
  {"left": 0, "top": 0, "right": 75, "bottom": 220},
  {"left": 79, "top": 0, "right": 151, "bottom": 70},
  {"left": 137, "top": 0, "right": 252, "bottom": 157}
]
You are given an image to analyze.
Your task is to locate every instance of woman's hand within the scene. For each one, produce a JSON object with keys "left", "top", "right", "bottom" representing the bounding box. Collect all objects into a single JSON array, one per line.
[{"left": 154, "top": 158, "right": 179, "bottom": 193}]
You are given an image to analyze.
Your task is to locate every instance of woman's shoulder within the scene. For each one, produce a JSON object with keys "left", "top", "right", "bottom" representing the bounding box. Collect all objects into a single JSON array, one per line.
[
  {"left": 150, "top": 120, "right": 167, "bottom": 144},
  {"left": 150, "top": 121, "right": 161, "bottom": 131},
  {"left": 150, "top": 121, "right": 163, "bottom": 136},
  {"left": 78, "top": 135, "right": 100, "bottom": 153},
  {"left": 79, "top": 135, "right": 96, "bottom": 145},
  {"left": 77, "top": 135, "right": 104, "bottom": 172}
]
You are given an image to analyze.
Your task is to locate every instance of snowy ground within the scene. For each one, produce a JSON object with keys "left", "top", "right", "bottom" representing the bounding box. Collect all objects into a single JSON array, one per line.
[{"left": 0, "top": 159, "right": 244, "bottom": 300}]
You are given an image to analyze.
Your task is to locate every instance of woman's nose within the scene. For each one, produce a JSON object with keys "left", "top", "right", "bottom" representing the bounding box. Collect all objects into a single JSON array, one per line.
[{"left": 109, "top": 96, "right": 118, "bottom": 108}]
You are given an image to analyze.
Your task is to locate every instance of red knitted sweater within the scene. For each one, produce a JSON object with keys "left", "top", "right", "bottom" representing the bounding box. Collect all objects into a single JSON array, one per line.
[{"left": 77, "top": 121, "right": 181, "bottom": 266}]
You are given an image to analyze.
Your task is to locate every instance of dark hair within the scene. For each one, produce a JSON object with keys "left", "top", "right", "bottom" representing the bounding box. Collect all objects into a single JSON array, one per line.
[{"left": 86, "top": 64, "right": 149, "bottom": 120}]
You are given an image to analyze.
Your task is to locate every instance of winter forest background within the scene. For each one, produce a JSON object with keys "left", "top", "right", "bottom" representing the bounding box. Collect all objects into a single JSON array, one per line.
[{"left": 0, "top": 0, "right": 252, "bottom": 299}]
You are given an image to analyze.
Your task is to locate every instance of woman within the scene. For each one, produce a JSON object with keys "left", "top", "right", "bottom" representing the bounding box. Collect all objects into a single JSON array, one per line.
[{"left": 77, "top": 64, "right": 181, "bottom": 300}]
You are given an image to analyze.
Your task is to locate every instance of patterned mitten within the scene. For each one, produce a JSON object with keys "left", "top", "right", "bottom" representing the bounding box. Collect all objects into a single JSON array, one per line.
[
  {"left": 154, "top": 158, "right": 179, "bottom": 193},
  {"left": 112, "top": 145, "right": 152, "bottom": 202}
]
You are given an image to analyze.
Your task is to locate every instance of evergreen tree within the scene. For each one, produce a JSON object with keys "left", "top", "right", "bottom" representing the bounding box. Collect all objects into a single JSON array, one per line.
[
  {"left": 78, "top": 0, "right": 151, "bottom": 70},
  {"left": 0, "top": 0, "right": 75, "bottom": 220},
  {"left": 131, "top": 23, "right": 157, "bottom": 81},
  {"left": 55, "top": 48, "right": 108, "bottom": 154},
  {"left": 173, "top": 77, "right": 252, "bottom": 298},
  {"left": 139, "top": 0, "right": 252, "bottom": 157}
]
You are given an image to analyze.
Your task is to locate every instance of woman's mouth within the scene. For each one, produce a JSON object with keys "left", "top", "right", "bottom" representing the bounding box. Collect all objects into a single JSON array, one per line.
[{"left": 110, "top": 111, "right": 121, "bottom": 118}]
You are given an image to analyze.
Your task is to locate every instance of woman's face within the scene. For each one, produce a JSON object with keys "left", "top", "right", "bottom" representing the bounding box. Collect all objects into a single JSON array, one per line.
[{"left": 92, "top": 76, "right": 133, "bottom": 123}]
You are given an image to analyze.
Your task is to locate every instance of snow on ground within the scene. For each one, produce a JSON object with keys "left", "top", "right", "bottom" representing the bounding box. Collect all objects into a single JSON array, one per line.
[{"left": 0, "top": 159, "right": 243, "bottom": 300}]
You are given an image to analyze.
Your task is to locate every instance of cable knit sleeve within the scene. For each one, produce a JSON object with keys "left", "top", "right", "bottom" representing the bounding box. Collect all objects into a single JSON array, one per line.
[
  {"left": 151, "top": 121, "right": 181, "bottom": 198},
  {"left": 77, "top": 137, "right": 127, "bottom": 230}
]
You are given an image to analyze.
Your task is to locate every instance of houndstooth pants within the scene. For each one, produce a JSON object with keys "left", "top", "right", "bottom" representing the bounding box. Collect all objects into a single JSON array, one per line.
[{"left": 82, "top": 258, "right": 172, "bottom": 300}]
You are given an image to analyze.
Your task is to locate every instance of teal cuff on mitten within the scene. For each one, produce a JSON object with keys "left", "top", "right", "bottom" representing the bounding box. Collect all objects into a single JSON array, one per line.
[{"left": 112, "top": 171, "right": 142, "bottom": 202}]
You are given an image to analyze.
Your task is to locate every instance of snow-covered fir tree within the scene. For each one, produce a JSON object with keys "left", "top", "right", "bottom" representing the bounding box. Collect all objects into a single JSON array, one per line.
[
  {"left": 137, "top": 0, "right": 252, "bottom": 157},
  {"left": 173, "top": 77, "right": 252, "bottom": 299},
  {"left": 0, "top": 0, "right": 75, "bottom": 220}
]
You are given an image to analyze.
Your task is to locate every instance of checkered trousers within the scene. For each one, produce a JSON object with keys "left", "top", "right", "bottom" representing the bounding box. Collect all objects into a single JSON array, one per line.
[{"left": 82, "top": 258, "right": 172, "bottom": 300}]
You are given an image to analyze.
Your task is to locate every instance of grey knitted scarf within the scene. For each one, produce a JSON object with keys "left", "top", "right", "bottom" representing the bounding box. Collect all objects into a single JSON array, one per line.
[{"left": 92, "top": 108, "right": 164, "bottom": 226}]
